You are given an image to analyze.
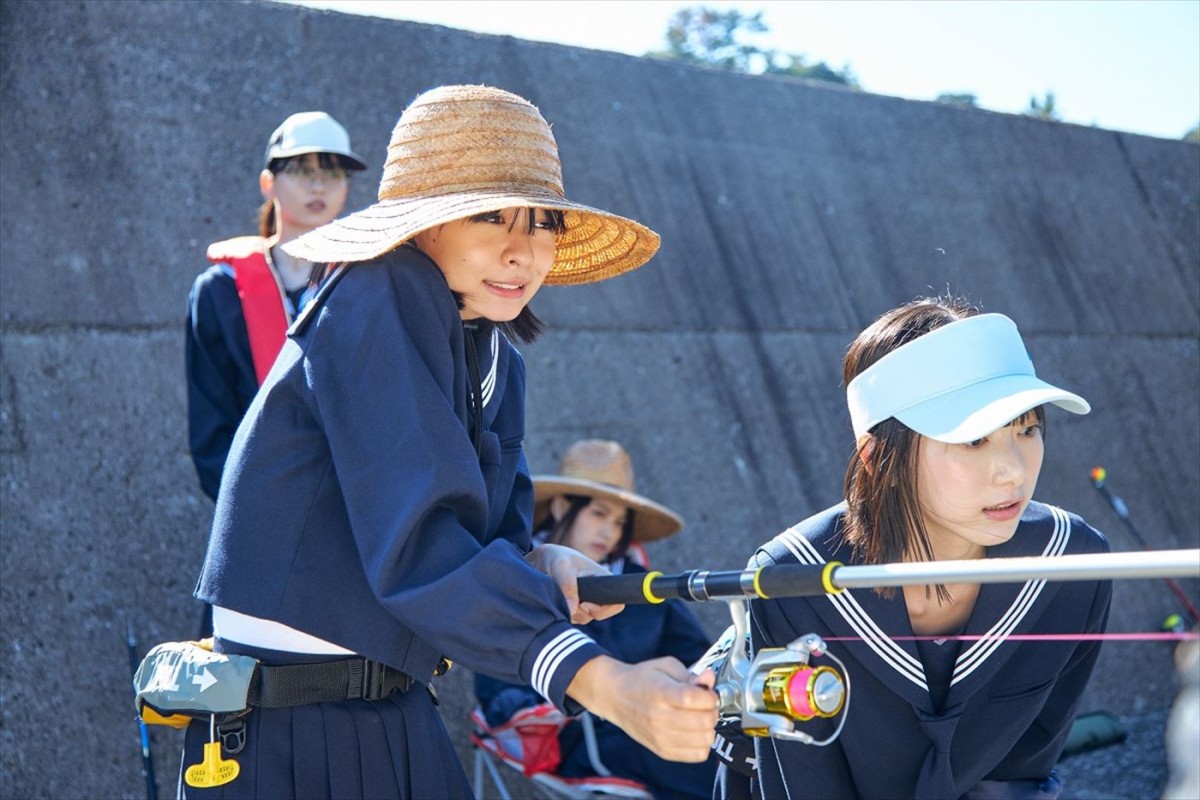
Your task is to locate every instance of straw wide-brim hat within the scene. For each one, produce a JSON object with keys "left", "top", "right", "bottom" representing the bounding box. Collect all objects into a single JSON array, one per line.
[
  {"left": 532, "top": 440, "right": 684, "bottom": 543},
  {"left": 283, "top": 85, "right": 660, "bottom": 286}
]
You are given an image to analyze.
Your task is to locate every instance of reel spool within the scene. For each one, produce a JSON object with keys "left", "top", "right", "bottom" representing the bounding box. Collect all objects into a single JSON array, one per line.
[
  {"left": 699, "top": 599, "right": 849, "bottom": 746},
  {"left": 759, "top": 662, "right": 845, "bottom": 723}
]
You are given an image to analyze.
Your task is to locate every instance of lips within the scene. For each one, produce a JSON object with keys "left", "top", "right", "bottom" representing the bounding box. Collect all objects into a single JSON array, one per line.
[
  {"left": 484, "top": 280, "right": 526, "bottom": 298},
  {"left": 983, "top": 499, "right": 1023, "bottom": 522},
  {"left": 306, "top": 200, "right": 327, "bottom": 213}
]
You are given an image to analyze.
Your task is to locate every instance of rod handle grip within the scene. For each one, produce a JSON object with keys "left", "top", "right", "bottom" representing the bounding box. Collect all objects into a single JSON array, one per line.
[{"left": 578, "top": 573, "right": 655, "bottom": 605}]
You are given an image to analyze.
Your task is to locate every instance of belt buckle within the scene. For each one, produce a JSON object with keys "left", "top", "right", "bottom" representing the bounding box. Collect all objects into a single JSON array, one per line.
[{"left": 362, "top": 660, "right": 387, "bottom": 701}]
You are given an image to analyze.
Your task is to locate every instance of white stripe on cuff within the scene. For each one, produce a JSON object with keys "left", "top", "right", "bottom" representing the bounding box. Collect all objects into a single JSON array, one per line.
[{"left": 531, "top": 629, "right": 593, "bottom": 701}]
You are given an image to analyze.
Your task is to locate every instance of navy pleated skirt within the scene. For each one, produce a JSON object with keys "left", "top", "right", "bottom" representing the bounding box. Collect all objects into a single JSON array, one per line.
[{"left": 177, "top": 640, "right": 471, "bottom": 800}]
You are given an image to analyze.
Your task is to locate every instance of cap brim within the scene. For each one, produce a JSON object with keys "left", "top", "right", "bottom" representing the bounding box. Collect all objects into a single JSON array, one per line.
[
  {"left": 282, "top": 191, "right": 659, "bottom": 286},
  {"left": 896, "top": 374, "right": 1090, "bottom": 444},
  {"left": 531, "top": 476, "right": 684, "bottom": 542},
  {"left": 267, "top": 146, "right": 368, "bottom": 170}
]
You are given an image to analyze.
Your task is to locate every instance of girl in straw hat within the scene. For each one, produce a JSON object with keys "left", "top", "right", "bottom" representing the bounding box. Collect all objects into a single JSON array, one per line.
[
  {"left": 186, "top": 111, "right": 366, "bottom": 504},
  {"left": 715, "top": 296, "right": 1111, "bottom": 800},
  {"left": 184, "top": 86, "right": 715, "bottom": 799},
  {"left": 476, "top": 440, "right": 719, "bottom": 800}
]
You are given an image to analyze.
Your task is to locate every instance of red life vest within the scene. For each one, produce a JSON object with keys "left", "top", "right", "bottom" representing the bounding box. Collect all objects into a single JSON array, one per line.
[{"left": 206, "top": 236, "right": 289, "bottom": 386}]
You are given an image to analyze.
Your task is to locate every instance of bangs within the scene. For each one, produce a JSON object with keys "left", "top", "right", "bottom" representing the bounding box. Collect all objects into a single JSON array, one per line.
[
  {"left": 268, "top": 152, "right": 359, "bottom": 173},
  {"left": 1006, "top": 406, "right": 1047, "bottom": 428}
]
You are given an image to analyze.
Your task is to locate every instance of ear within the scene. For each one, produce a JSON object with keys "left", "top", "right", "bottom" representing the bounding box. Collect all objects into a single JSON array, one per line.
[
  {"left": 549, "top": 495, "right": 571, "bottom": 521},
  {"left": 259, "top": 169, "right": 275, "bottom": 201},
  {"left": 856, "top": 435, "right": 876, "bottom": 475}
]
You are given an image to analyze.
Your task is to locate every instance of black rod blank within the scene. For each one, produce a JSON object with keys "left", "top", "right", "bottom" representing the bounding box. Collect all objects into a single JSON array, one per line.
[{"left": 577, "top": 549, "right": 1200, "bottom": 605}]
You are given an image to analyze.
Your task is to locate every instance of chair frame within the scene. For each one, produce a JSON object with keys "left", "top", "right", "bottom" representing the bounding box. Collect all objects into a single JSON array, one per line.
[{"left": 470, "top": 705, "right": 653, "bottom": 800}]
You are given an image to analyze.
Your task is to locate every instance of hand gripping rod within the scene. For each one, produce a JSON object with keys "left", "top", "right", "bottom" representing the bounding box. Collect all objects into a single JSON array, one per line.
[{"left": 577, "top": 549, "right": 1200, "bottom": 606}]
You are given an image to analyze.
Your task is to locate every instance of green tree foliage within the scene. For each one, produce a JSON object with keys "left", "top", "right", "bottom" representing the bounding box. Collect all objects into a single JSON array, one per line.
[
  {"left": 649, "top": 5, "right": 859, "bottom": 87},
  {"left": 935, "top": 93, "right": 979, "bottom": 108},
  {"left": 1026, "top": 91, "right": 1061, "bottom": 121},
  {"left": 1185, "top": 124, "right": 1200, "bottom": 144}
]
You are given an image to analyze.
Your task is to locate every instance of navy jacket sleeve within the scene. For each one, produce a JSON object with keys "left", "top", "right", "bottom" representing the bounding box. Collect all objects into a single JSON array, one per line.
[
  {"left": 300, "top": 255, "right": 604, "bottom": 706},
  {"left": 185, "top": 265, "right": 257, "bottom": 501},
  {"left": 473, "top": 560, "right": 713, "bottom": 725}
]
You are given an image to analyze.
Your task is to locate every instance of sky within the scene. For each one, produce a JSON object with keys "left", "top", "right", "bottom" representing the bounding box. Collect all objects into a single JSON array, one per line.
[{"left": 278, "top": 0, "right": 1199, "bottom": 141}]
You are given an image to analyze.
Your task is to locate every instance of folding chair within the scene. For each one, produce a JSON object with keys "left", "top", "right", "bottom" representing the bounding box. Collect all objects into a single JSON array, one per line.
[{"left": 469, "top": 703, "right": 654, "bottom": 800}]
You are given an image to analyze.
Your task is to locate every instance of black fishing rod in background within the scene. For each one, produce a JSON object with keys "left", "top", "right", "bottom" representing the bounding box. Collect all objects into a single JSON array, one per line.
[
  {"left": 1090, "top": 466, "right": 1200, "bottom": 627},
  {"left": 127, "top": 622, "right": 158, "bottom": 800}
]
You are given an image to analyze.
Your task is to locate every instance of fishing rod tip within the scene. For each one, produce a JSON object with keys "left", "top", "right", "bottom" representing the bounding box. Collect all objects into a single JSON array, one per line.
[{"left": 1090, "top": 466, "right": 1106, "bottom": 485}]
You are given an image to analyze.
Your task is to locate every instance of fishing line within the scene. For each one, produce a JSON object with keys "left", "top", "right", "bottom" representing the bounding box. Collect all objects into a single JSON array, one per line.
[{"left": 822, "top": 631, "right": 1198, "bottom": 643}]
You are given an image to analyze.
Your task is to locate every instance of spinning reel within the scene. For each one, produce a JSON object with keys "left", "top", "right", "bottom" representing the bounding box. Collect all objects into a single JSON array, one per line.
[{"left": 695, "top": 598, "right": 848, "bottom": 746}]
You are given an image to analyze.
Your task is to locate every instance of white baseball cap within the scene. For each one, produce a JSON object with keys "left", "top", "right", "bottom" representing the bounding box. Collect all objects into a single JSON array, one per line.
[
  {"left": 264, "top": 111, "right": 366, "bottom": 170},
  {"left": 846, "top": 313, "right": 1090, "bottom": 444}
]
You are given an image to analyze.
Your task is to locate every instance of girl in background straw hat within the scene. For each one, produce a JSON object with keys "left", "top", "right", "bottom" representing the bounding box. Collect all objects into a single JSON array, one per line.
[
  {"left": 476, "top": 440, "right": 719, "bottom": 800},
  {"left": 715, "top": 296, "right": 1112, "bottom": 800},
  {"left": 186, "top": 111, "right": 366, "bottom": 504},
  {"left": 184, "top": 86, "right": 716, "bottom": 799}
]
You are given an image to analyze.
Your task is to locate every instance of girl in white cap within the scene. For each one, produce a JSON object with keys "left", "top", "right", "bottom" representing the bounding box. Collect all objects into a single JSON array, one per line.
[
  {"left": 186, "top": 111, "right": 367, "bottom": 504},
  {"left": 183, "top": 86, "right": 715, "bottom": 799},
  {"left": 475, "top": 439, "right": 719, "bottom": 800},
  {"left": 716, "top": 296, "right": 1112, "bottom": 800}
]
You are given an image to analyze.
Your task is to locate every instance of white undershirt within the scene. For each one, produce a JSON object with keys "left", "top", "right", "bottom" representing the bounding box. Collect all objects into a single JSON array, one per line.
[{"left": 212, "top": 606, "right": 354, "bottom": 655}]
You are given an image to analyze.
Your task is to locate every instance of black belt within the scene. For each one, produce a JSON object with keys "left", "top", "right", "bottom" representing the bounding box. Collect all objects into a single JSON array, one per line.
[{"left": 247, "top": 657, "right": 416, "bottom": 708}]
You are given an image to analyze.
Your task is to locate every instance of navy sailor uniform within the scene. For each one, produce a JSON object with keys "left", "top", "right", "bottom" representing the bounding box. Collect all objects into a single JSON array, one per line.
[
  {"left": 717, "top": 501, "right": 1111, "bottom": 800},
  {"left": 185, "top": 246, "right": 607, "bottom": 799},
  {"left": 186, "top": 258, "right": 311, "bottom": 502}
]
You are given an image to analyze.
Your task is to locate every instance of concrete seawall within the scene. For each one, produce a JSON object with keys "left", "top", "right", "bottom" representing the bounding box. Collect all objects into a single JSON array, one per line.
[{"left": 1, "top": 1, "right": 1196, "bottom": 796}]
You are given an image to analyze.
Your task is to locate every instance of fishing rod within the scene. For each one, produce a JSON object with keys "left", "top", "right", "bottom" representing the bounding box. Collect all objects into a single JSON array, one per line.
[
  {"left": 1090, "top": 466, "right": 1200, "bottom": 625},
  {"left": 579, "top": 548, "right": 1199, "bottom": 747},
  {"left": 127, "top": 622, "right": 159, "bottom": 800},
  {"left": 577, "top": 548, "right": 1200, "bottom": 606}
]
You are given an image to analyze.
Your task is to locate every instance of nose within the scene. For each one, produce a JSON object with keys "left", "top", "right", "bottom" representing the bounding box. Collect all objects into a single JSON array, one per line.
[
  {"left": 992, "top": 438, "right": 1026, "bottom": 486},
  {"left": 598, "top": 519, "right": 621, "bottom": 544},
  {"left": 502, "top": 213, "right": 535, "bottom": 267}
]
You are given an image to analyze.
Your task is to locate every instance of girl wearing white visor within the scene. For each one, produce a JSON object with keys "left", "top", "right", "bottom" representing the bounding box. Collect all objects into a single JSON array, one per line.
[{"left": 717, "top": 296, "right": 1111, "bottom": 800}]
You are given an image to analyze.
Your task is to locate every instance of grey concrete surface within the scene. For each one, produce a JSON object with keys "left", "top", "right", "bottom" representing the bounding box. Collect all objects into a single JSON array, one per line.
[{"left": 1, "top": 1, "right": 1197, "bottom": 797}]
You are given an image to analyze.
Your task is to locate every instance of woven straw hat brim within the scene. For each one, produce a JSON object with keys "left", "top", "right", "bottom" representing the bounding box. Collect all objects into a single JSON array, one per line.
[
  {"left": 283, "top": 191, "right": 660, "bottom": 287},
  {"left": 532, "top": 476, "right": 684, "bottom": 543}
]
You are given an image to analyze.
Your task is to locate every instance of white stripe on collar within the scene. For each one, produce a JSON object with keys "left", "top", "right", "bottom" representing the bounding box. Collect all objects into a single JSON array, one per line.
[
  {"left": 776, "top": 528, "right": 927, "bottom": 689},
  {"left": 771, "top": 504, "right": 1074, "bottom": 691},
  {"left": 951, "top": 505, "right": 1071, "bottom": 684},
  {"left": 480, "top": 328, "right": 499, "bottom": 408}
]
